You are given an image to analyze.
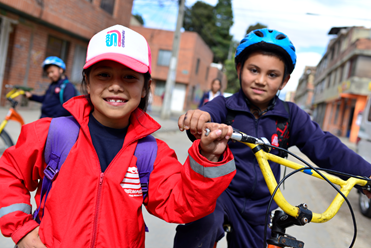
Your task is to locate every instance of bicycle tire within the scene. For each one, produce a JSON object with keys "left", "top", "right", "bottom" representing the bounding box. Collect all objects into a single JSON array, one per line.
[
  {"left": 359, "top": 192, "right": 371, "bottom": 218},
  {"left": 0, "top": 130, "right": 14, "bottom": 155}
]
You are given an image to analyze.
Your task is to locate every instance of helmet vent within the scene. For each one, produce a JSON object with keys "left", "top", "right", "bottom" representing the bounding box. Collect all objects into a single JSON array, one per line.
[
  {"left": 254, "top": 30, "right": 264, "bottom": 37},
  {"left": 276, "top": 34, "right": 286, "bottom": 40},
  {"left": 268, "top": 29, "right": 273, "bottom": 33}
]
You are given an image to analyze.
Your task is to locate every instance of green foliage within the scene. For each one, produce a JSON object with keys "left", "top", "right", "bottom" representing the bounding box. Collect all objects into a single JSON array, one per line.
[
  {"left": 133, "top": 14, "right": 145, "bottom": 25},
  {"left": 183, "top": 0, "right": 233, "bottom": 63},
  {"left": 183, "top": 2, "right": 216, "bottom": 47},
  {"left": 224, "top": 58, "right": 239, "bottom": 93},
  {"left": 245, "top": 22, "right": 267, "bottom": 35}
]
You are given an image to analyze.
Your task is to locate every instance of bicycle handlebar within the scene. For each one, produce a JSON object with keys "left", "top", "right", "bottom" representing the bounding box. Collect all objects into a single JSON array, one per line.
[
  {"left": 5, "top": 84, "right": 33, "bottom": 92},
  {"left": 229, "top": 129, "right": 371, "bottom": 224}
]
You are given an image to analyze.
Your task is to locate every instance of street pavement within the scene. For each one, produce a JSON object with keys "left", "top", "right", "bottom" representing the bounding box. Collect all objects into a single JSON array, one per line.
[{"left": 0, "top": 107, "right": 363, "bottom": 247}]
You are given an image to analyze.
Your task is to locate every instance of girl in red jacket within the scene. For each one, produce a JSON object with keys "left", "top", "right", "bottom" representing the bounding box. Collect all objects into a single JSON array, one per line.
[{"left": 0, "top": 25, "right": 236, "bottom": 248}]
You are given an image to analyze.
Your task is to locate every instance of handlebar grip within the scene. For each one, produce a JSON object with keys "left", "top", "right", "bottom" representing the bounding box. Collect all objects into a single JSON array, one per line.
[
  {"left": 8, "top": 85, "right": 33, "bottom": 91},
  {"left": 13, "top": 85, "right": 33, "bottom": 91}
]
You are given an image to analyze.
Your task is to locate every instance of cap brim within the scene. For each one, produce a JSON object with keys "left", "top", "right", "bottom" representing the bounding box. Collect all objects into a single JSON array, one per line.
[{"left": 83, "top": 53, "right": 149, "bottom": 73}]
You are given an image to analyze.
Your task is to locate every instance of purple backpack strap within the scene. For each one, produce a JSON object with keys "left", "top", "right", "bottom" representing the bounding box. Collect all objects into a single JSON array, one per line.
[
  {"left": 134, "top": 135, "right": 157, "bottom": 232},
  {"left": 33, "top": 116, "right": 79, "bottom": 223}
]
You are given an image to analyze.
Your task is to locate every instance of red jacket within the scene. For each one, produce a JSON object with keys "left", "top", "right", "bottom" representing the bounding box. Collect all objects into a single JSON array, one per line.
[{"left": 0, "top": 96, "right": 235, "bottom": 248}]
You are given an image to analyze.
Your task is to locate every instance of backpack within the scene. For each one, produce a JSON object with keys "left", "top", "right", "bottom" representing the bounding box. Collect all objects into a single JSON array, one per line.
[
  {"left": 59, "top": 80, "right": 81, "bottom": 105},
  {"left": 33, "top": 116, "right": 157, "bottom": 232},
  {"left": 225, "top": 101, "right": 290, "bottom": 158}
]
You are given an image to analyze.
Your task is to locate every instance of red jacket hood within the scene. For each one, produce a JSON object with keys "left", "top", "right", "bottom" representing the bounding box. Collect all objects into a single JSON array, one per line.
[{"left": 63, "top": 96, "right": 161, "bottom": 140}]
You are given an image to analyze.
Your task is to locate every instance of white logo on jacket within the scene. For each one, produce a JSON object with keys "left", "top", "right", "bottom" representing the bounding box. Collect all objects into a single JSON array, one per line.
[{"left": 120, "top": 166, "right": 143, "bottom": 197}]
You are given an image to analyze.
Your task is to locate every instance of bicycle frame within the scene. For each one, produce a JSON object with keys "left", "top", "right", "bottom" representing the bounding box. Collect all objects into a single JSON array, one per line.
[
  {"left": 231, "top": 132, "right": 369, "bottom": 223},
  {"left": 0, "top": 88, "right": 26, "bottom": 134}
]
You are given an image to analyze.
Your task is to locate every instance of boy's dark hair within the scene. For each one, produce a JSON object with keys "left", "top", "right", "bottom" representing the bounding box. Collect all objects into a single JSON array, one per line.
[
  {"left": 43, "top": 64, "right": 65, "bottom": 73},
  {"left": 81, "top": 68, "right": 151, "bottom": 112}
]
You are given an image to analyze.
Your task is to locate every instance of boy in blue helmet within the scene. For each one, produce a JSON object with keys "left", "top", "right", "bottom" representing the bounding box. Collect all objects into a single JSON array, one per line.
[
  {"left": 175, "top": 28, "right": 371, "bottom": 247},
  {"left": 25, "top": 56, "right": 77, "bottom": 118}
]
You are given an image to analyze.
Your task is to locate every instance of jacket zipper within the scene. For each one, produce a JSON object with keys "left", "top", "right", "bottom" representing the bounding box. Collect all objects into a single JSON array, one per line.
[{"left": 91, "top": 173, "right": 104, "bottom": 248}]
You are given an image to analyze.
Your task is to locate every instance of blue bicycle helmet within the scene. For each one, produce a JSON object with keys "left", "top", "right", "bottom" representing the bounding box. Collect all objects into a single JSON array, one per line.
[
  {"left": 42, "top": 56, "right": 66, "bottom": 71},
  {"left": 235, "top": 28, "right": 297, "bottom": 74}
]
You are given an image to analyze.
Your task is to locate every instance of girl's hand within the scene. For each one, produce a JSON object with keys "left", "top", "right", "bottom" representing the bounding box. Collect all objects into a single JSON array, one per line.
[
  {"left": 178, "top": 110, "right": 211, "bottom": 139},
  {"left": 17, "top": 227, "right": 47, "bottom": 248},
  {"left": 199, "top": 123, "right": 232, "bottom": 162}
]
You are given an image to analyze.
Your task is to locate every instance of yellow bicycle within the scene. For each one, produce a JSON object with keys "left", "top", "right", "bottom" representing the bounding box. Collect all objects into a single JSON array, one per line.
[
  {"left": 0, "top": 85, "right": 33, "bottom": 154},
  {"left": 226, "top": 129, "right": 371, "bottom": 248}
]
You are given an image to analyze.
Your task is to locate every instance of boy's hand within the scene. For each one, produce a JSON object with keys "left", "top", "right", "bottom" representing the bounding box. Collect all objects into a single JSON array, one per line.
[
  {"left": 178, "top": 110, "right": 211, "bottom": 139},
  {"left": 24, "top": 92, "right": 32, "bottom": 98},
  {"left": 17, "top": 227, "right": 47, "bottom": 248},
  {"left": 199, "top": 123, "right": 232, "bottom": 162}
]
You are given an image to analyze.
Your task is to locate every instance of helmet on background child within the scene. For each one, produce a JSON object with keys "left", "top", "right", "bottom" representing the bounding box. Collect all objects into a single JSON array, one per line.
[
  {"left": 42, "top": 56, "right": 66, "bottom": 71},
  {"left": 234, "top": 28, "right": 297, "bottom": 75}
]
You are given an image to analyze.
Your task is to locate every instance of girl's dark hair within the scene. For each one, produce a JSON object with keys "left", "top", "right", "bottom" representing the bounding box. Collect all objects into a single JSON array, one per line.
[
  {"left": 81, "top": 68, "right": 152, "bottom": 112},
  {"left": 211, "top": 78, "right": 222, "bottom": 89}
]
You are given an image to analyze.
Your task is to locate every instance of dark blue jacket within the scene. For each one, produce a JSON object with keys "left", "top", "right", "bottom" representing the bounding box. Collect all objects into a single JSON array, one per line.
[
  {"left": 199, "top": 91, "right": 221, "bottom": 108},
  {"left": 30, "top": 76, "right": 77, "bottom": 118},
  {"left": 198, "top": 89, "right": 371, "bottom": 225}
]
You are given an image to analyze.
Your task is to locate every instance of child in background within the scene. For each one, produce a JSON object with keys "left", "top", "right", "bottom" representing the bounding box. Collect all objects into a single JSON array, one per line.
[
  {"left": 199, "top": 78, "right": 222, "bottom": 107},
  {"left": 25, "top": 56, "right": 77, "bottom": 118},
  {"left": 0, "top": 25, "right": 236, "bottom": 248},
  {"left": 176, "top": 28, "right": 371, "bottom": 247}
]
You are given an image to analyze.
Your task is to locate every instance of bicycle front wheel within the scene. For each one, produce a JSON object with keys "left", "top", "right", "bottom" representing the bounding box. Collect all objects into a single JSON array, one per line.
[{"left": 0, "top": 130, "right": 14, "bottom": 155}]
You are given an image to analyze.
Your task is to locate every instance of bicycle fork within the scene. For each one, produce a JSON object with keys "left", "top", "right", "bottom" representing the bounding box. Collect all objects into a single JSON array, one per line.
[
  {"left": 0, "top": 108, "right": 24, "bottom": 133},
  {"left": 267, "top": 204, "right": 312, "bottom": 248}
]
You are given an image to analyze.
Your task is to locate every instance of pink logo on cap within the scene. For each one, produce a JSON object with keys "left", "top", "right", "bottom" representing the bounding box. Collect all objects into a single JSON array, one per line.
[{"left": 106, "top": 30, "right": 125, "bottom": 48}]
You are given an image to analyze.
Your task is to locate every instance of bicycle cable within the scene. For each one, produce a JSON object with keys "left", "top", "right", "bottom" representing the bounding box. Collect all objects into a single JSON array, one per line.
[{"left": 262, "top": 144, "right": 358, "bottom": 248}]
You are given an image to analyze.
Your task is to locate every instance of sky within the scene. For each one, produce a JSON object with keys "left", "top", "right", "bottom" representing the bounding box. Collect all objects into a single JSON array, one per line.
[{"left": 132, "top": 0, "right": 371, "bottom": 94}]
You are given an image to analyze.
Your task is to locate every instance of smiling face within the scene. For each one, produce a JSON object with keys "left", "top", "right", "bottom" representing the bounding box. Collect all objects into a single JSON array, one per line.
[
  {"left": 45, "top": 65, "right": 64, "bottom": 82},
  {"left": 86, "top": 60, "right": 148, "bottom": 129},
  {"left": 237, "top": 52, "right": 289, "bottom": 111}
]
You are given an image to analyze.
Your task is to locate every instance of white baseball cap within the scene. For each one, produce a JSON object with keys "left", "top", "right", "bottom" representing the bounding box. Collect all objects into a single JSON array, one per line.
[{"left": 83, "top": 24, "right": 152, "bottom": 74}]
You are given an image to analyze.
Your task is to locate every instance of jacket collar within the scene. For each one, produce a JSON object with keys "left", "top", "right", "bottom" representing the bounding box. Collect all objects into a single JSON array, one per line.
[{"left": 63, "top": 96, "right": 161, "bottom": 143}]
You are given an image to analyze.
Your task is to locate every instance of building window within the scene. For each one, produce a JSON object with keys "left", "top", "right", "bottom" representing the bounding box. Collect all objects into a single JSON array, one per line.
[
  {"left": 100, "top": 0, "right": 115, "bottom": 15},
  {"left": 154, "top": 80, "right": 166, "bottom": 96},
  {"left": 334, "top": 102, "right": 340, "bottom": 124},
  {"left": 44, "top": 36, "right": 69, "bottom": 77},
  {"left": 70, "top": 44, "right": 87, "bottom": 83},
  {"left": 339, "top": 65, "right": 344, "bottom": 83},
  {"left": 348, "top": 57, "right": 357, "bottom": 77},
  {"left": 326, "top": 74, "right": 331, "bottom": 88},
  {"left": 45, "top": 35, "right": 70, "bottom": 63},
  {"left": 195, "top": 58, "right": 200, "bottom": 75},
  {"left": 367, "top": 103, "right": 371, "bottom": 122},
  {"left": 205, "top": 66, "right": 209, "bottom": 80},
  {"left": 157, "top": 50, "right": 171, "bottom": 66}
]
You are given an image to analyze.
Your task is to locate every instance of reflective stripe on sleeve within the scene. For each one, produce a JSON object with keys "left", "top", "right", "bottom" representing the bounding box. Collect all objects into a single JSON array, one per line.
[
  {"left": 0, "top": 203, "right": 31, "bottom": 218},
  {"left": 189, "top": 156, "right": 235, "bottom": 178}
]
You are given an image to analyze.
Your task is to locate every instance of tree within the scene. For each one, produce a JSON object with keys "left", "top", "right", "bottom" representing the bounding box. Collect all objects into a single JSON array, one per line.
[
  {"left": 224, "top": 40, "right": 239, "bottom": 93},
  {"left": 213, "top": 0, "right": 233, "bottom": 63},
  {"left": 183, "top": 1, "right": 216, "bottom": 47},
  {"left": 245, "top": 22, "right": 267, "bottom": 35},
  {"left": 183, "top": 0, "right": 233, "bottom": 63},
  {"left": 133, "top": 14, "right": 145, "bottom": 25}
]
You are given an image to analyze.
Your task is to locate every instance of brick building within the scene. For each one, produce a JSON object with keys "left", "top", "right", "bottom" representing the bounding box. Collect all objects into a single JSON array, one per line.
[
  {"left": 294, "top": 66, "right": 316, "bottom": 114},
  {"left": 130, "top": 26, "right": 226, "bottom": 113},
  {"left": 0, "top": 0, "right": 133, "bottom": 106},
  {"left": 312, "top": 26, "right": 371, "bottom": 142}
]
